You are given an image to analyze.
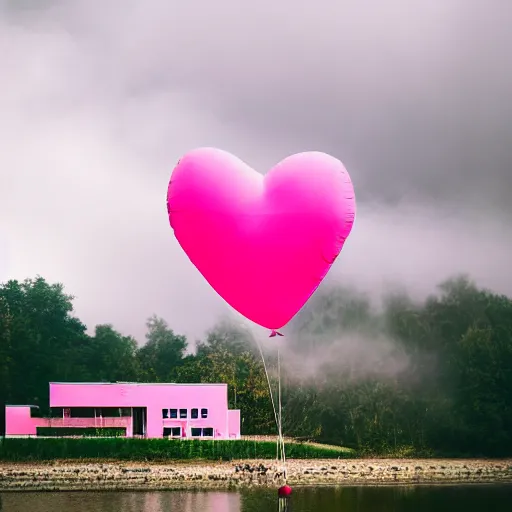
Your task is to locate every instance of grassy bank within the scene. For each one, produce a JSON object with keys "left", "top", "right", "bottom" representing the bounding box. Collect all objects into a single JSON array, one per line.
[{"left": 0, "top": 437, "right": 354, "bottom": 462}]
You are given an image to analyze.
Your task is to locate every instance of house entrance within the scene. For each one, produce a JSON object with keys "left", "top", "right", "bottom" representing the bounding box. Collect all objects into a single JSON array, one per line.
[{"left": 132, "top": 407, "right": 147, "bottom": 437}]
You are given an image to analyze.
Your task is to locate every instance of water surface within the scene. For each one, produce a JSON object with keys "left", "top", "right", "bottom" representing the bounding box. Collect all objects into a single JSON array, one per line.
[{"left": 2, "top": 485, "right": 512, "bottom": 512}]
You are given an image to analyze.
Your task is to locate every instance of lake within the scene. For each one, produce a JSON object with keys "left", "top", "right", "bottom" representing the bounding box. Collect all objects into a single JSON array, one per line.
[{"left": 1, "top": 485, "right": 512, "bottom": 512}]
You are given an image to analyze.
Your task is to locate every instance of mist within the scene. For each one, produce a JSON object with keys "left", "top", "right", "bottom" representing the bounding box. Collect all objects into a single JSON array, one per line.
[
  {"left": 276, "top": 330, "right": 411, "bottom": 385},
  {"left": 1, "top": 0, "right": 511, "bottom": 347}
]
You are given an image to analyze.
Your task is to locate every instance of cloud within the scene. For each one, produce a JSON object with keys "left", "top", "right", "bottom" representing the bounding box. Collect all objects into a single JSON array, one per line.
[{"left": 1, "top": 0, "right": 511, "bottom": 344}]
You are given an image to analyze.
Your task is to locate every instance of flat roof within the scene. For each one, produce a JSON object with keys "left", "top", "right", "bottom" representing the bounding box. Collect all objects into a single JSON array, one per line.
[
  {"left": 5, "top": 405, "right": 39, "bottom": 408},
  {"left": 49, "top": 382, "right": 226, "bottom": 386}
]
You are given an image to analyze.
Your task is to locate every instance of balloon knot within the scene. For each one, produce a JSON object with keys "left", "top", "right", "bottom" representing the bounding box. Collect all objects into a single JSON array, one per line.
[{"left": 269, "top": 330, "right": 284, "bottom": 338}]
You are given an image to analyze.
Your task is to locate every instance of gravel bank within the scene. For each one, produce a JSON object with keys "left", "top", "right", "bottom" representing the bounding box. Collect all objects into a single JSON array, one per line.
[{"left": 1, "top": 459, "right": 511, "bottom": 491}]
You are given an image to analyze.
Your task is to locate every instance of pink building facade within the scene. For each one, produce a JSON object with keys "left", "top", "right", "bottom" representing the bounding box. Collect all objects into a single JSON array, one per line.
[{"left": 5, "top": 382, "right": 241, "bottom": 440}]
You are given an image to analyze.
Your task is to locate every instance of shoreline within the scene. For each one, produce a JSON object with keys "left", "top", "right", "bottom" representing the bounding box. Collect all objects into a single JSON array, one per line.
[{"left": 1, "top": 459, "right": 512, "bottom": 491}]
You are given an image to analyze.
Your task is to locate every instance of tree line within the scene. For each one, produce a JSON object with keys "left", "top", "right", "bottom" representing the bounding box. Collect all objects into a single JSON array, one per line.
[{"left": 1, "top": 274, "right": 511, "bottom": 456}]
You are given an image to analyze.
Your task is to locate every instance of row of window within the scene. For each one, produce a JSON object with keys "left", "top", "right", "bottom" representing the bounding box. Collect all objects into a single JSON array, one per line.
[
  {"left": 30, "top": 407, "right": 211, "bottom": 420},
  {"left": 163, "top": 427, "right": 214, "bottom": 437},
  {"left": 32, "top": 407, "right": 132, "bottom": 418},
  {"left": 162, "top": 408, "right": 208, "bottom": 419}
]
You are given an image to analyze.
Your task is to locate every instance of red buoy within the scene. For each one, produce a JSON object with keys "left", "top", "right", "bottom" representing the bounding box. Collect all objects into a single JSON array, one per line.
[
  {"left": 278, "top": 485, "right": 292, "bottom": 497},
  {"left": 278, "top": 485, "right": 292, "bottom": 511}
]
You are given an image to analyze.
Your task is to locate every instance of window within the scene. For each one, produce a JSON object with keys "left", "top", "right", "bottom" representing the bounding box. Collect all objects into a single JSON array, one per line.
[
  {"left": 179, "top": 408, "right": 187, "bottom": 419},
  {"left": 191, "top": 408, "right": 198, "bottom": 419},
  {"left": 191, "top": 427, "right": 213, "bottom": 437},
  {"left": 201, "top": 408, "right": 208, "bottom": 419},
  {"left": 69, "top": 408, "right": 95, "bottom": 418},
  {"left": 163, "top": 427, "right": 181, "bottom": 437},
  {"left": 29, "top": 407, "right": 43, "bottom": 418},
  {"left": 99, "top": 408, "right": 124, "bottom": 417},
  {"left": 120, "top": 408, "right": 131, "bottom": 417},
  {"left": 170, "top": 409, "right": 178, "bottom": 419},
  {"left": 49, "top": 407, "right": 64, "bottom": 418},
  {"left": 162, "top": 408, "right": 169, "bottom": 419},
  {"left": 68, "top": 408, "right": 84, "bottom": 418}
]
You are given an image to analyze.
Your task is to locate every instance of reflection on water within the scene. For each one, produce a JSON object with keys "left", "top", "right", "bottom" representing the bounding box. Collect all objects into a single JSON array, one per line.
[
  {"left": 0, "top": 491, "right": 241, "bottom": 512},
  {"left": 1, "top": 485, "right": 512, "bottom": 512}
]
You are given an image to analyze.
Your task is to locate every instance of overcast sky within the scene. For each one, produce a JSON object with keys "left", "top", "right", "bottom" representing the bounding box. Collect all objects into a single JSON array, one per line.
[{"left": 1, "top": 0, "right": 511, "bottom": 343}]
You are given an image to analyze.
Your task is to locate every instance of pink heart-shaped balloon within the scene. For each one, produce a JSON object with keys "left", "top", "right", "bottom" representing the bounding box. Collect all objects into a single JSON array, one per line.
[{"left": 167, "top": 147, "right": 356, "bottom": 331}]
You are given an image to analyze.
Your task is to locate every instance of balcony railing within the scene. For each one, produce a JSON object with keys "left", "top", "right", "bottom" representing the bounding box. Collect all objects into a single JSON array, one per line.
[{"left": 44, "top": 417, "right": 131, "bottom": 428}]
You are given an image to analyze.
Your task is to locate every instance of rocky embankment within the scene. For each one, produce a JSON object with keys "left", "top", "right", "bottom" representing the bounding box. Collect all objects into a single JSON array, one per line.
[{"left": 1, "top": 459, "right": 512, "bottom": 491}]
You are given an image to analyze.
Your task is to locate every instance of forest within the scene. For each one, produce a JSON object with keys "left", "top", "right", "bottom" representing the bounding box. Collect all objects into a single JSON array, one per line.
[{"left": 1, "top": 274, "right": 511, "bottom": 457}]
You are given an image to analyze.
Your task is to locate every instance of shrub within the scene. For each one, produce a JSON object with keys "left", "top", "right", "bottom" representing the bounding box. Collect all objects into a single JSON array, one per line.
[
  {"left": 0, "top": 437, "right": 351, "bottom": 462},
  {"left": 36, "top": 427, "right": 126, "bottom": 437}
]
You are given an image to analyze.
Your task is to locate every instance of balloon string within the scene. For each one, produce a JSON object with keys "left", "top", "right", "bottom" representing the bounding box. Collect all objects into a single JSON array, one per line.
[
  {"left": 277, "top": 344, "right": 287, "bottom": 481},
  {"left": 269, "top": 330, "right": 284, "bottom": 338},
  {"left": 255, "top": 337, "right": 287, "bottom": 482},
  {"left": 255, "top": 339, "right": 279, "bottom": 450}
]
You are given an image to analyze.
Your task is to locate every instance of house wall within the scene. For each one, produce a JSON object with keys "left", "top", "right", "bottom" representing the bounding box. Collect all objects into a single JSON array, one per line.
[
  {"left": 5, "top": 407, "right": 48, "bottom": 436},
  {"left": 228, "top": 410, "right": 241, "bottom": 439},
  {"left": 5, "top": 407, "right": 132, "bottom": 437},
  {"left": 6, "top": 383, "right": 241, "bottom": 439},
  {"left": 49, "top": 383, "right": 239, "bottom": 439}
]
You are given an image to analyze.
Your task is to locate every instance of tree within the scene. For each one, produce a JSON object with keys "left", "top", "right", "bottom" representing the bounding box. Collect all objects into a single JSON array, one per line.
[
  {"left": 177, "top": 325, "right": 274, "bottom": 433},
  {"left": 81, "top": 325, "right": 140, "bottom": 382},
  {"left": 0, "top": 295, "right": 13, "bottom": 434},
  {"left": 136, "top": 315, "right": 187, "bottom": 381},
  {"left": 0, "top": 277, "right": 88, "bottom": 412},
  {"left": 1, "top": 272, "right": 512, "bottom": 455}
]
